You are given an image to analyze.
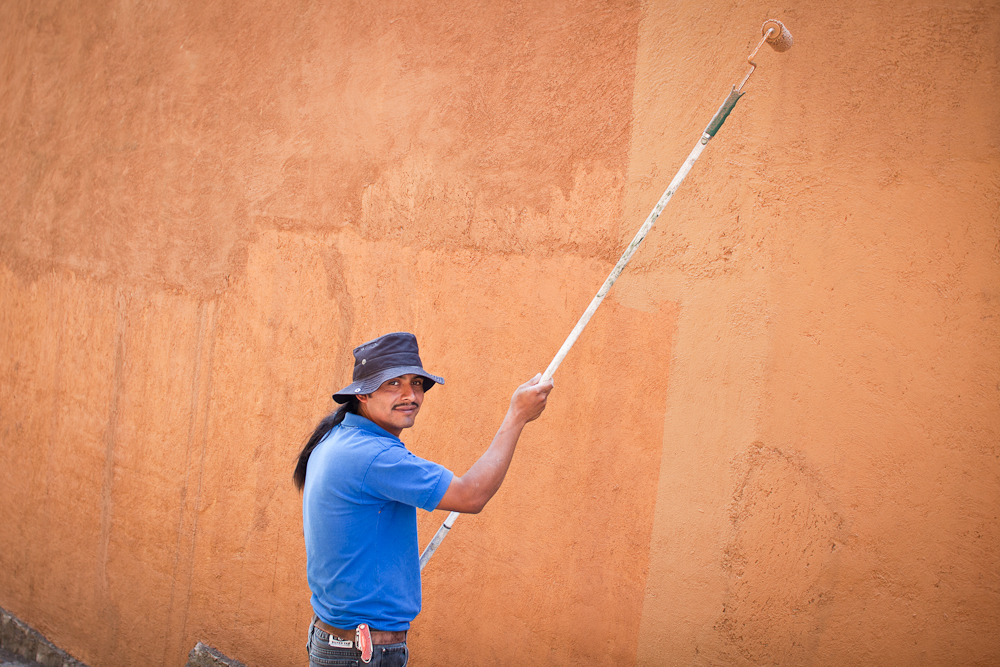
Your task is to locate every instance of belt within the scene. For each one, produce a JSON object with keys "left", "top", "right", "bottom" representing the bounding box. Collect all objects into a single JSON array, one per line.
[{"left": 314, "top": 618, "right": 407, "bottom": 645}]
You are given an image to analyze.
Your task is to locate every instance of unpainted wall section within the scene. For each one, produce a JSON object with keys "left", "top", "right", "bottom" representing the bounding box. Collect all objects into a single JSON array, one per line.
[{"left": 629, "top": 1, "right": 1000, "bottom": 665}]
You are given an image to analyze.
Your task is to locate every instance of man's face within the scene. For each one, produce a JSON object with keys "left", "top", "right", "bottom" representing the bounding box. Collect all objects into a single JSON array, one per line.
[{"left": 358, "top": 373, "right": 426, "bottom": 436}]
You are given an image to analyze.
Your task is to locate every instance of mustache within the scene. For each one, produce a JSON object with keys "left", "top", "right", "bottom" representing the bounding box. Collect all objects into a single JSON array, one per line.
[{"left": 393, "top": 402, "right": 419, "bottom": 409}]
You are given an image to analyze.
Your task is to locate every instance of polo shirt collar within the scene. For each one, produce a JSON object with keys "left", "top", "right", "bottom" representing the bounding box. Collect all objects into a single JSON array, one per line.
[{"left": 341, "top": 411, "right": 402, "bottom": 442}]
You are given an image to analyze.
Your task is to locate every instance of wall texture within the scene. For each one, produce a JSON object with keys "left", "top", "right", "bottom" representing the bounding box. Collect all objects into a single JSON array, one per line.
[{"left": 1, "top": 1, "right": 997, "bottom": 665}]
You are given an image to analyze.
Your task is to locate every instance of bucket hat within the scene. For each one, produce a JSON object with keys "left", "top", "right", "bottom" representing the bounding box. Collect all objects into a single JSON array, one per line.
[{"left": 332, "top": 332, "right": 444, "bottom": 403}]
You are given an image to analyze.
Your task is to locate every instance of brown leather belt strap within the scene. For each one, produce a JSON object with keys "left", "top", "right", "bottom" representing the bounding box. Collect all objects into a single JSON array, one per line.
[{"left": 314, "top": 619, "right": 407, "bottom": 645}]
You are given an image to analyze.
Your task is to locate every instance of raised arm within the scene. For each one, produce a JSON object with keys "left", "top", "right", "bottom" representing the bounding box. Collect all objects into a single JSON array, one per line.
[{"left": 436, "top": 374, "right": 554, "bottom": 514}]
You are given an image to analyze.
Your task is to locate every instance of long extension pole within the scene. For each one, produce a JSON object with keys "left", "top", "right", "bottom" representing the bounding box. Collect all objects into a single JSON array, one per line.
[{"left": 420, "top": 20, "right": 793, "bottom": 572}]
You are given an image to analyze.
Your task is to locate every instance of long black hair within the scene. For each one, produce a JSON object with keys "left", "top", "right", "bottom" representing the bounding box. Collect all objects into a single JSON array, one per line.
[{"left": 293, "top": 397, "right": 360, "bottom": 491}]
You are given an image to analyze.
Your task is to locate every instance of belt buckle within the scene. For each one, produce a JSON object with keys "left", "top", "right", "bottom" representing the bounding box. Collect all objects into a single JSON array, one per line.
[{"left": 327, "top": 633, "right": 353, "bottom": 649}]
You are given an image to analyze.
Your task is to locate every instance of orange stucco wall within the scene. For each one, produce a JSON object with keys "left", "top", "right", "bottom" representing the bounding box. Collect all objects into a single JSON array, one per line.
[{"left": 1, "top": 1, "right": 998, "bottom": 666}]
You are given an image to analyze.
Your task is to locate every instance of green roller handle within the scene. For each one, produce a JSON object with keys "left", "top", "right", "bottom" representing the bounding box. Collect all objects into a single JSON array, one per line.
[{"left": 704, "top": 87, "right": 745, "bottom": 138}]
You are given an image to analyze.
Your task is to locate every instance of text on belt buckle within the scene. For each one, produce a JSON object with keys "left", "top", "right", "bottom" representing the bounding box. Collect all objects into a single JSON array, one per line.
[{"left": 327, "top": 632, "right": 353, "bottom": 649}]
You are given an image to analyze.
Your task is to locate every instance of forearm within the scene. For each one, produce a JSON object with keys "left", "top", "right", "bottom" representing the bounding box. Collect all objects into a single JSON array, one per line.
[
  {"left": 458, "top": 411, "right": 526, "bottom": 511},
  {"left": 435, "top": 374, "right": 552, "bottom": 514}
]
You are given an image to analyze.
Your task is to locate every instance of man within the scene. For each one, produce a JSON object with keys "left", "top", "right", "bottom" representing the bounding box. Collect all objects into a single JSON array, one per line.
[{"left": 294, "top": 332, "right": 553, "bottom": 666}]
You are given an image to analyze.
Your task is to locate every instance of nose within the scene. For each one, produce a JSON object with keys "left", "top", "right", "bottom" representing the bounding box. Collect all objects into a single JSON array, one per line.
[{"left": 400, "top": 382, "right": 417, "bottom": 402}]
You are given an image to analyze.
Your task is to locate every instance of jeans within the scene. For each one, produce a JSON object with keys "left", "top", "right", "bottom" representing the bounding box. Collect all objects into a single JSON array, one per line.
[{"left": 308, "top": 617, "right": 409, "bottom": 667}]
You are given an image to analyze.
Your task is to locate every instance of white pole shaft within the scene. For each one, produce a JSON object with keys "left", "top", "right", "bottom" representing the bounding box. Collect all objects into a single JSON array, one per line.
[
  {"left": 419, "top": 132, "right": 714, "bottom": 571},
  {"left": 419, "top": 510, "right": 458, "bottom": 570},
  {"left": 541, "top": 133, "right": 710, "bottom": 382}
]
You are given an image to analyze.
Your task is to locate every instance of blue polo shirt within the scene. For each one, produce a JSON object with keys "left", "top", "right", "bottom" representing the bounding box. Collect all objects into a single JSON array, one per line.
[{"left": 303, "top": 412, "right": 453, "bottom": 631}]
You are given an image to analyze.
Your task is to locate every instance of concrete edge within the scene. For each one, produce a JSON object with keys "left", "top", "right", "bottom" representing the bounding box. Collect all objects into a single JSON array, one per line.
[
  {"left": 0, "top": 607, "right": 247, "bottom": 667},
  {"left": 185, "top": 642, "right": 248, "bottom": 667},
  {"left": 0, "top": 607, "right": 89, "bottom": 667}
]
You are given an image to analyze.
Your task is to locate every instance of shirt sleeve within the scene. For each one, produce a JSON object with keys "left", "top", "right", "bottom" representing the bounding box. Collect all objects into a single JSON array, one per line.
[{"left": 363, "top": 445, "right": 455, "bottom": 512}]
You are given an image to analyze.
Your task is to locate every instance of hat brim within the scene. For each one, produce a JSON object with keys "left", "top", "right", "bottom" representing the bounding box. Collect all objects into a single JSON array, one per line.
[{"left": 332, "top": 365, "right": 445, "bottom": 404}]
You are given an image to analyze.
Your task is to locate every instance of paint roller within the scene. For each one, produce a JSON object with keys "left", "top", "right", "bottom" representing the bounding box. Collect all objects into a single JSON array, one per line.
[{"left": 420, "top": 19, "right": 794, "bottom": 571}]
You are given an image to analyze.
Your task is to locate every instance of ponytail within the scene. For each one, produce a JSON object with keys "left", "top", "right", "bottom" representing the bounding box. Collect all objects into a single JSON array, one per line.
[{"left": 293, "top": 399, "right": 359, "bottom": 491}]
